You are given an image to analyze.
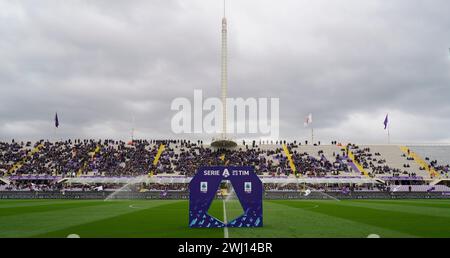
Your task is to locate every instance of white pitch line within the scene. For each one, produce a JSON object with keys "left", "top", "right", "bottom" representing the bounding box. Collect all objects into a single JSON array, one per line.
[{"left": 223, "top": 200, "right": 229, "bottom": 238}]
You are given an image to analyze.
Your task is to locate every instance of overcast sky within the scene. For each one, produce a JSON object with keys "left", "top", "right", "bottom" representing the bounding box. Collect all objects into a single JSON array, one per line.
[{"left": 1, "top": 0, "right": 450, "bottom": 144}]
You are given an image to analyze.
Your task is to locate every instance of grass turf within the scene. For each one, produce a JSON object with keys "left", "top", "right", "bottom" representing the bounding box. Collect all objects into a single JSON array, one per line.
[{"left": 0, "top": 199, "right": 449, "bottom": 238}]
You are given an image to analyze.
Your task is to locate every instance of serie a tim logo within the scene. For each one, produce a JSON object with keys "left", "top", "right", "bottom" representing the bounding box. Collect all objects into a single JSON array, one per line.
[
  {"left": 244, "top": 182, "right": 252, "bottom": 193},
  {"left": 200, "top": 182, "right": 208, "bottom": 193},
  {"left": 189, "top": 166, "right": 263, "bottom": 228}
]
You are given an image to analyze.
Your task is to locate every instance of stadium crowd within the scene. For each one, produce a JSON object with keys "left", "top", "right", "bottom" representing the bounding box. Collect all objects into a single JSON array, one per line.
[
  {"left": 1, "top": 139, "right": 450, "bottom": 193},
  {"left": 1, "top": 139, "right": 355, "bottom": 177},
  {"left": 349, "top": 145, "right": 417, "bottom": 177}
]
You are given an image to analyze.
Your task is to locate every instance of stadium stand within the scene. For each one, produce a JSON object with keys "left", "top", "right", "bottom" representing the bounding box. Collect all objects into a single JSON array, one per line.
[{"left": 1, "top": 140, "right": 449, "bottom": 195}]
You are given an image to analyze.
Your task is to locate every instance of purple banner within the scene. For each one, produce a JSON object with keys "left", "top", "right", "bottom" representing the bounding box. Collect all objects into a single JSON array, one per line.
[{"left": 189, "top": 166, "right": 263, "bottom": 228}]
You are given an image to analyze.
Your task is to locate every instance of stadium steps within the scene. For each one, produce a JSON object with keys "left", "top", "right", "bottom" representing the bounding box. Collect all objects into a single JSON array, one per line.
[
  {"left": 149, "top": 144, "right": 166, "bottom": 176},
  {"left": 399, "top": 146, "right": 439, "bottom": 179},
  {"left": 282, "top": 144, "right": 298, "bottom": 175},
  {"left": 391, "top": 185, "right": 450, "bottom": 192},
  {"left": 254, "top": 144, "right": 282, "bottom": 151},
  {"left": 293, "top": 145, "right": 362, "bottom": 176},
  {"left": 0, "top": 178, "right": 10, "bottom": 184},
  {"left": 77, "top": 145, "right": 101, "bottom": 177},
  {"left": 365, "top": 145, "right": 429, "bottom": 179},
  {"left": 243, "top": 144, "right": 283, "bottom": 167},
  {"left": 430, "top": 178, "right": 450, "bottom": 185},
  {"left": 293, "top": 145, "right": 344, "bottom": 161},
  {"left": 346, "top": 148, "right": 370, "bottom": 177},
  {"left": 7, "top": 143, "right": 44, "bottom": 175},
  {"left": 327, "top": 146, "right": 362, "bottom": 176}
]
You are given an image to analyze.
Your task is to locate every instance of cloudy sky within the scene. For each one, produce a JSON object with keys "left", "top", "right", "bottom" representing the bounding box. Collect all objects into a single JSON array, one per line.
[{"left": 1, "top": 0, "right": 449, "bottom": 144}]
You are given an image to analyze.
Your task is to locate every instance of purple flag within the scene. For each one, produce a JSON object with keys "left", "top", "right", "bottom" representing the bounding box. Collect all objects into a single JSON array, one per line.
[
  {"left": 383, "top": 114, "right": 388, "bottom": 130},
  {"left": 55, "top": 112, "right": 59, "bottom": 128}
]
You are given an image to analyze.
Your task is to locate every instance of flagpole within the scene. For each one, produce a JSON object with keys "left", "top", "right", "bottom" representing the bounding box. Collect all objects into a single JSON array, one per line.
[
  {"left": 311, "top": 127, "right": 314, "bottom": 145},
  {"left": 387, "top": 124, "right": 390, "bottom": 145},
  {"left": 131, "top": 115, "right": 136, "bottom": 143},
  {"left": 54, "top": 112, "right": 57, "bottom": 143}
]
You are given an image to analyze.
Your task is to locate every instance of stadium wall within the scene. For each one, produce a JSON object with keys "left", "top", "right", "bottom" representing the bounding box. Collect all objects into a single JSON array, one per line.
[
  {"left": 0, "top": 191, "right": 449, "bottom": 200},
  {"left": 264, "top": 191, "right": 450, "bottom": 199}
]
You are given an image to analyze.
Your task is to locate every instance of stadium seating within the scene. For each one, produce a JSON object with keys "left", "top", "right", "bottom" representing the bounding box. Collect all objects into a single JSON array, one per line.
[
  {"left": 1, "top": 140, "right": 449, "bottom": 193},
  {"left": 363, "top": 145, "right": 427, "bottom": 178},
  {"left": 390, "top": 185, "right": 450, "bottom": 192}
]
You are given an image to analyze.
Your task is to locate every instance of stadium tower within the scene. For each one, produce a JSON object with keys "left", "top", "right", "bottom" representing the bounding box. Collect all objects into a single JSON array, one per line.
[{"left": 212, "top": 0, "right": 237, "bottom": 148}]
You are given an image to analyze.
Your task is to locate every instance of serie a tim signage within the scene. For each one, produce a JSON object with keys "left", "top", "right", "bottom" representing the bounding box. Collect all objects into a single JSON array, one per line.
[{"left": 188, "top": 166, "right": 263, "bottom": 228}]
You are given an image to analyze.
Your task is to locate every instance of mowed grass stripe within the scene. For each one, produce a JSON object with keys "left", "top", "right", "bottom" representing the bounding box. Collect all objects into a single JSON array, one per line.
[
  {"left": 332, "top": 200, "right": 450, "bottom": 218},
  {"left": 0, "top": 199, "right": 79, "bottom": 207},
  {"left": 0, "top": 200, "right": 174, "bottom": 237},
  {"left": 36, "top": 201, "right": 224, "bottom": 238},
  {"left": 0, "top": 199, "right": 103, "bottom": 209},
  {"left": 352, "top": 199, "right": 450, "bottom": 209},
  {"left": 0, "top": 200, "right": 114, "bottom": 218},
  {"left": 229, "top": 201, "right": 413, "bottom": 238},
  {"left": 0, "top": 199, "right": 49, "bottom": 205},
  {"left": 273, "top": 200, "right": 450, "bottom": 237}
]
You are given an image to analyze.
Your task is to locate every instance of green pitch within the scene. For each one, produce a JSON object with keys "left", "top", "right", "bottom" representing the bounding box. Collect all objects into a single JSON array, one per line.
[{"left": 1, "top": 199, "right": 450, "bottom": 238}]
